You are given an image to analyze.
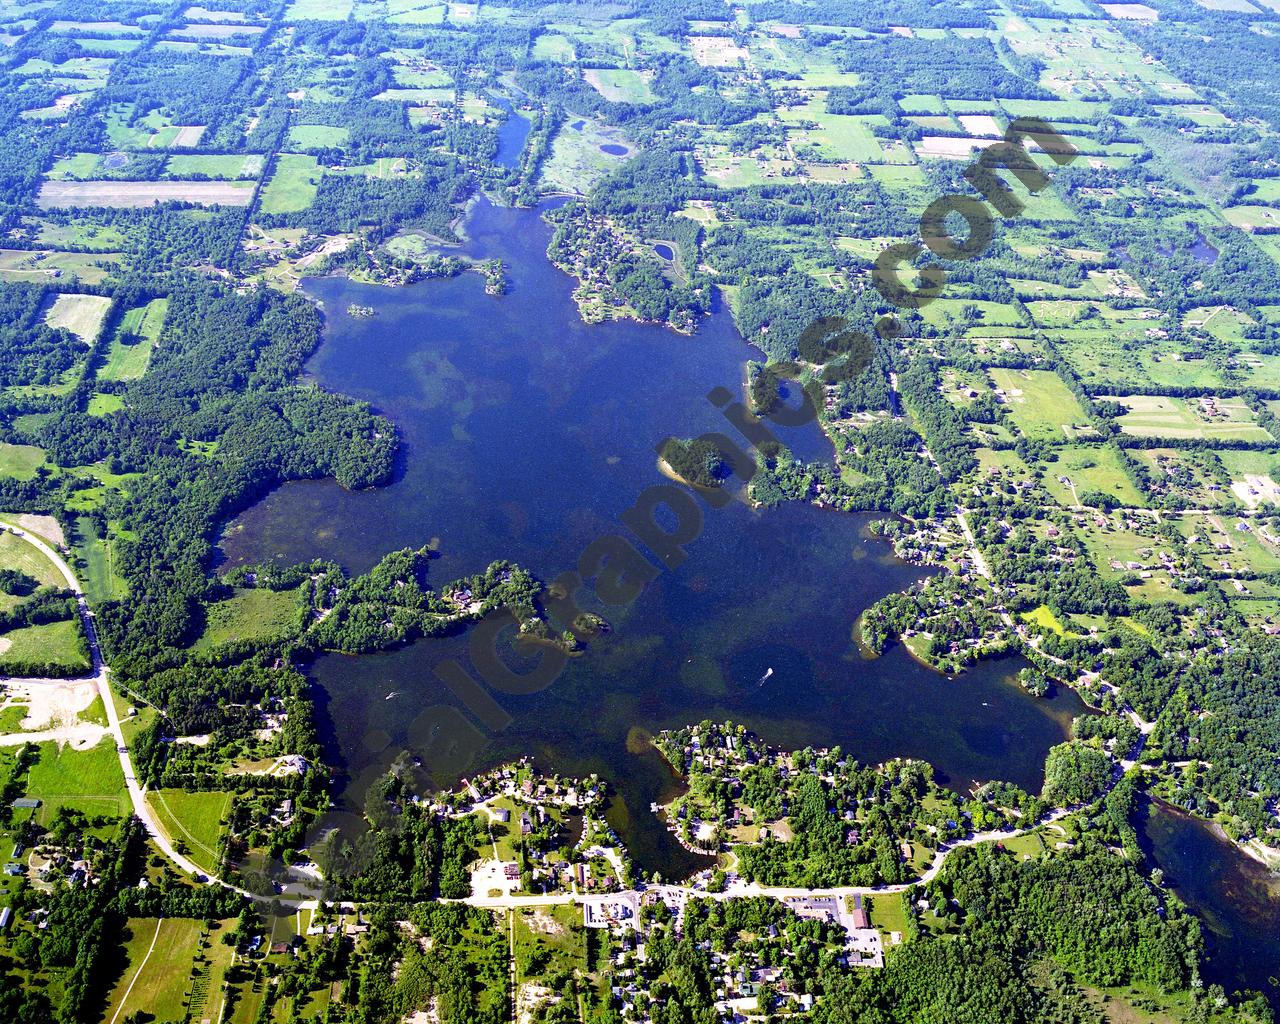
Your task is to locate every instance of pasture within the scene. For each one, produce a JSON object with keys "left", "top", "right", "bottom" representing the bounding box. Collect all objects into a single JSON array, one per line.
[
  {"left": 147, "top": 789, "right": 231, "bottom": 874},
  {"left": 102, "top": 918, "right": 236, "bottom": 1024},
  {"left": 0, "top": 619, "right": 90, "bottom": 673},
  {"left": 0, "top": 529, "right": 62, "bottom": 588},
  {"left": 287, "top": 124, "right": 350, "bottom": 148},
  {"left": 584, "top": 68, "right": 656, "bottom": 104},
  {"left": 1041, "top": 445, "right": 1145, "bottom": 507},
  {"left": 165, "top": 153, "right": 264, "bottom": 178},
  {"left": 0, "top": 443, "right": 47, "bottom": 480},
  {"left": 259, "top": 154, "right": 322, "bottom": 214},
  {"left": 988, "top": 369, "right": 1092, "bottom": 442}
]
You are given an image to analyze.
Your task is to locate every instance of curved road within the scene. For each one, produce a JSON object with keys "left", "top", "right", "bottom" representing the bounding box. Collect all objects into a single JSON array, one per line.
[{"left": 0, "top": 522, "right": 1142, "bottom": 915}]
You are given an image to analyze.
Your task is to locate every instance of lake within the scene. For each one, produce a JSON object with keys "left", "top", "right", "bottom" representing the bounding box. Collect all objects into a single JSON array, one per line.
[{"left": 221, "top": 199, "right": 1087, "bottom": 875}]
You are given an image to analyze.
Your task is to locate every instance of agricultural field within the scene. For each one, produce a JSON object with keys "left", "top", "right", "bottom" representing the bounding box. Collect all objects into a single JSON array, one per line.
[
  {"left": 37, "top": 179, "right": 254, "bottom": 208},
  {"left": 1107, "top": 394, "right": 1274, "bottom": 442},
  {"left": 102, "top": 918, "right": 237, "bottom": 1024},
  {"left": 165, "top": 153, "right": 265, "bottom": 178},
  {"left": 1041, "top": 445, "right": 1146, "bottom": 508},
  {"left": 42, "top": 292, "right": 112, "bottom": 343}
]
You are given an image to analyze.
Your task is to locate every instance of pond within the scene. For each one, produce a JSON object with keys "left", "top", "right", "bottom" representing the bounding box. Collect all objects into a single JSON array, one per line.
[
  {"left": 599, "top": 143, "right": 630, "bottom": 156},
  {"left": 654, "top": 243, "right": 675, "bottom": 262},
  {"left": 220, "top": 200, "right": 1089, "bottom": 877}
]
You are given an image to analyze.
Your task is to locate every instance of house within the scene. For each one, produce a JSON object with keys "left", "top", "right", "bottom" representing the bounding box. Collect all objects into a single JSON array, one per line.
[
  {"left": 0, "top": 907, "right": 10, "bottom": 931},
  {"left": 11, "top": 798, "right": 39, "bottom": 810},
  {"left": 494, "top": 808, "right": 511, "bottom": 823}
]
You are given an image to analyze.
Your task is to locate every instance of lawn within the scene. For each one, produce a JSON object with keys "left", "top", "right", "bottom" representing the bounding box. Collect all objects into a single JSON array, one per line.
[
  {"left": 24, "top": 737, "right": 127, "bottom": 821},
  {"left": 193, "top": 586, "right": 301, "bottom": 651},
  {"left": 259, "top": 154, "right": 322, "bottom": 214},
  {"left": 99, "top": 297, "right": 168, "bottom": 382},
  {"left": 147, "top": 789, "right": 230, "bottom": 874},
  {"left": 1019, "top": 605, "right": 1081, "bottom": 637},
  {"left": 0, "top": 620, "right": 90, "bottom": 673},
  {"left": 988, "top": 369, "right": 1093, "bottom": 442}
]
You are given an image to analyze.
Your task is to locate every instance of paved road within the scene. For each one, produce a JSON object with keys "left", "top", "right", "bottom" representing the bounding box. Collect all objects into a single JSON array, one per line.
[
  {"left": 0, "top": 525, "right": 214, "bottom": 883},
  {"left": 0, "top": 524, "right": 1140, "bottom": 915}
]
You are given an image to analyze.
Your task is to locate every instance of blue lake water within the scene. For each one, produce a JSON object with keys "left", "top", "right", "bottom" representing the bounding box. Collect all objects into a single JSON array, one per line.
[
  {"left": 221, "top": 200, "right": 1087, "bottom": 875},
  {"left": 494, "top": 97, "right": 531, "bottom": 169},
  {"left": 1139, "top": 797, "right": 1280, "bottom": 1002}
]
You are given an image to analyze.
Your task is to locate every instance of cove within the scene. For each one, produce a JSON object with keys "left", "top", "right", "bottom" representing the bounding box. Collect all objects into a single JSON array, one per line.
[
  {"left": 220, "top": 200, "right": 1087, "bottom": 876},
  {"left": 1138, "top": 797, "right": 1280, "bottom": 1001},
  {"left": 493, "top": 96, "right": 531, "bottom": 169}
]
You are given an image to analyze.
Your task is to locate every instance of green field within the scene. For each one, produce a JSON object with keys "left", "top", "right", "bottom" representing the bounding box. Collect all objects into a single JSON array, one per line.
[
  {"left": 147, "top": 789, "right": 231, "bottom": 874},
  {"left": 194, "top": 586, "right": 301, "bottom": 650},
  {"left": 0, "top": 442, "right": 47, "bottom": 480},
  {"left": 988, "top": 369, "right": 1093, "bottom": 442},
  {"left": 0, "top": 619, "right": 89, "bottom": 672},
  {"left": 43, "top": 292, "right": 112, "bottom": 343},
  {"left": 103, "top": 918, "right": 236, "bottom": 1024},
  {"left": 24, "top": 737, "right": 127, "bottom": 820},
  {"left": 259, "top": 153, "right": 322, "bottom": 214},
  {"left": 165, "top": 153, "right": 264, "bottom": 178},
  {"left": 99, "top": 297, "right": 168, "bottom": 382},
  {"left": 1042, "top": 445, "right": 1145, "bottom": 507},
  {"left": 287, "top": 124, "right": 350, "bottom": 148},
  {"left": 584, "top": 68, "right": 655, "bottom": 103},
  {"left": 88, "top": 392, "right": 125, "bottom": 416},
  {"left": 0, "top": 530, "right": 63, "bottom": 589}
]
